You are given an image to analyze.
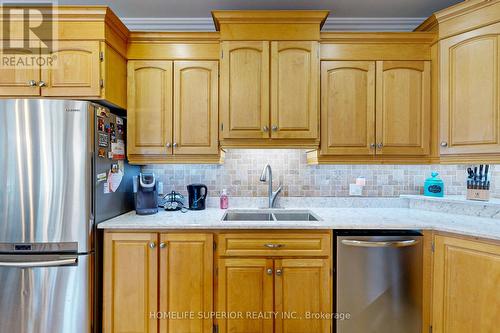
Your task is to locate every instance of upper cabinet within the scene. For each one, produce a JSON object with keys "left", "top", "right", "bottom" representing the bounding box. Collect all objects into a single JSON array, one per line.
[
  {"left": 0, "top": 7, "right": 128, "bottom": 109},
  {"left": 220, "top": 41, "right": 270, "bottom": 139},
  {"left": 416, "top": 0, "right": 500, "bottom": 163},
  {"left": 127, "top": 59, "right": 221, "bottom": 164},
  {"left": 439, "top": 32, "right": 500, "bottom": 156},
  {"left": 214, "top": 11, "right": 327, "bottom": 148},
  {"left": 320, "top": 61, "right": 376, "bottom": 156},
  {"left": 271, "top": 41, "right": 319, "bottom": 139},
  {"left": 316, "top": 56, "right": 431, "bottom": 162},
  {"left": 376, "top": 61, "right": 431, "bottom": 156}
]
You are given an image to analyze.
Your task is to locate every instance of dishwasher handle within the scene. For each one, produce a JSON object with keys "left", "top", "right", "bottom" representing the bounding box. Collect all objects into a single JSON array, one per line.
[{"left": 341, "top": 239, "right": 420, "bottom": 248}]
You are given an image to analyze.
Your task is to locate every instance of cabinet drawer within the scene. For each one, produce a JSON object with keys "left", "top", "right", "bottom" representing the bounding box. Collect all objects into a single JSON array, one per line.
[{"left": 217, "top": 232, "right": 331, "bottom": 257}]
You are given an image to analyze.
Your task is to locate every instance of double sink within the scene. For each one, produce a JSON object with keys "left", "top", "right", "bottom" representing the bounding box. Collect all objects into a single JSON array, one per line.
[{"left": 221, "top": 209, "right": 321, "bottom": 222}]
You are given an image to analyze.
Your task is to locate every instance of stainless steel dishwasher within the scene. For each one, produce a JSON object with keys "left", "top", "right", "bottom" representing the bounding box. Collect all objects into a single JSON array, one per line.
[{"left": 336, "top": 230, "right": 423, "bottom": 333}]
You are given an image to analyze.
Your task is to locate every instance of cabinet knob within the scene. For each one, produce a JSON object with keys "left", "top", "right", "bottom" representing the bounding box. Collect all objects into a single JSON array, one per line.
[
  {"left": 159, "top": 242, "right": 166, "bottom": 249},
  {"left": 38, "top": 81, "right": 46, "bottom": 87},
  {"left": 263, "top": 125, "right": 269, "bottom": 132},
  {"left": 271, "top": 125, "right": 278, "bottom": 131},
  {"left": 264, "top": 243, "right": 284, "bottom": 249},
  {"left": 173, "top": 142, "right": 178, "bottom": 148},
  {"left": 440, "top": 141, "right": 448, "bottom": 147},
  {"left": 149, "top": 242, "right": 156, "bottom": 249},
  {"left": 276, "top": 269, "right": 283, "bottom": 276},
  {"left": 28, "top": 80, "right": 37, "bottom": 87},
  {"left": 166, "top": 142, "right": 171, "bottom": 148},
  {"left": 370, "top": 143, "right": 376, "bottom": 149},
  {"left": 376, "top": 143, "right": 383, "bottom": 149},
  {"left": 266, "top": 268, "right": 273, "bottom": 275}
]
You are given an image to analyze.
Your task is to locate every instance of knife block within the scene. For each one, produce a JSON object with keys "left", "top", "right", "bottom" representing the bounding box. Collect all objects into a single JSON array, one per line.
[{"left": 466, "top": 189, "right": 490, "bottom": 201}]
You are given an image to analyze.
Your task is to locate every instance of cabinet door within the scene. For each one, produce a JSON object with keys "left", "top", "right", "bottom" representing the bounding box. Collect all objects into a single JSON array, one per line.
[
  {"left": 271, "top": 41, "right": 319, "bottom": 139},
  {"left": 320, "top": 61, "right": 375, "bottom": 155},
  {"left": 103, "top": 232, "right": 158, "bottom": 333},
  {"left": 40, "top": 41, "right": 100, "bottom": 97},
  {"left": 220, "top": 41, "right": 270, "bottom": 139},
  {"left": 432, "top": 235, "right": 500, "bottom": 333},
  {"left": 217, "top": 258, "right": 274, "bottom": 333},
  {"left": 173, "top": 61, "right": 219, "bottom": 155},
  {"left": 375, "top": 61, "right": 431, "bottom": 155},
  {"left": 274, "top": 259, "right": 331, "bottom": 333},
  {"left": 440, "top": 34, "right": 500, "bottom": 155},
  {"left": 0, "top": 48, "right": 40, "bottom": 96},
  {"left": 127, "top": 61, "right": 173, "bottom": 156},
  {"left": 159, "top": 233, "right": 213, "bottom": 333}
]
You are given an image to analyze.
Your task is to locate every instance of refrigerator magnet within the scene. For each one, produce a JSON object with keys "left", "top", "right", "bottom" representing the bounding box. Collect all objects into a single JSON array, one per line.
[
  {"left": 97, "top": 172, "right": 107, "bottom": 182},
  {"left": 98, "top": 133, "right": 108, "bottom": 147},
  {"left": 98, "top": 148, "right": 106, "bottom": 158},
  {"left": 97, "top": 118, "right": 105, "bottom": 132},
  {"left": 116, "top": 117, "right": 123, "bottom": 125}
]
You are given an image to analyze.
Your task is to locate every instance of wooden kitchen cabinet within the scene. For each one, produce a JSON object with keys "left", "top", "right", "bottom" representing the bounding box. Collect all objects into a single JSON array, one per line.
[
  {"left": 103, "top": 232, "right": 214, "bottom": 333},
  {"left": 439, "top": 31, "right": 500, "bottom": 156},
  {"left": 220, "top": 40, "right": 319, "bottom": 146},
  {"left": 274, "top": 259, "right": 331, "bottom": 333},
  {"left": 320, "top": 61, "right": 376, "bottom": 155},
  {"left": 432, "top": 235, "right": 500, "bottom": 333},
  {"left": 375, "top": 60, "right": 431, "bottom": 156},
  {"left": 103, "top": 232, "right": 158, "bottom": 333},
  {"left": 270, "top": 41, "right": 319, "bottom": 139},
  {"left": 127, "top": 60, "right": 221, "bottom": 163},
  {"left": 318, "top": 59, "right": 430, "bottom": 160},
  {"left": 173, "top": 61, "right": 219, "bottom": 155},
  {"left": 220, "top": 41, "right": 270, "bottom": 139},
  {"left": 0, "top": 47, "right": 41, "bottom": 96},
  {"left": 159, "top": 233, "right": 213, "bottom": 333},
  {"left": 127, "top": 60, "right": 173, "bottom": 156},
  {"left": 217, "top": 258, "right": 275, "bottom": 333},
  {"left": 40, "top": 41, "right": 101, "bottom": 97},
  {"left": 216, "top": 231, "right": 332, "bottom": 333}
]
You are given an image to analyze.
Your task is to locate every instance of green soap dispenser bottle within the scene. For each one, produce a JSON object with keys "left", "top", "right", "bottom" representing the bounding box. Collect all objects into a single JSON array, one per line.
[{"left": 424, "top": 172, "right": 444, "bottom": 197}]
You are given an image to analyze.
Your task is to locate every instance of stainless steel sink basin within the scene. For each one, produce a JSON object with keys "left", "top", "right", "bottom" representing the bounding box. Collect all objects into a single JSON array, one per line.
[
  {"left": 221, "top": 212, "right": 274, "bottom": 221},
  {"left": 221, "top": 209, "right": 321, "bottom": 222}
]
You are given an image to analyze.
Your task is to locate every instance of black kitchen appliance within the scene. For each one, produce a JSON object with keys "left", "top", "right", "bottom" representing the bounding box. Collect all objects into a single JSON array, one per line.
[
  {"left": 187, "top": 184, "right": 208, "bottom": 210},
  {"left": 135, "top": 173, "right": 159, "bottom": 215}
]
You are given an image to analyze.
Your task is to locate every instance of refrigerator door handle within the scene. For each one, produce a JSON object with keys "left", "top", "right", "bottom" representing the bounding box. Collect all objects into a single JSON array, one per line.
[
  {"left": 0, "top": 256, "right": 77, "bottom": 268},
  {"left": 341, "top": 239, "right": 419, "bottom": 248}
]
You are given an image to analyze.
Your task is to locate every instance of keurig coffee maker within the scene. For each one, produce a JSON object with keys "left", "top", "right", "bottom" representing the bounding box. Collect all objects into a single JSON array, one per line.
[
  {"left": 187, "top": 184, "right": 208, "bottom": 210},
  {"left": 134, "top": 173, "right": 158, "bottom": 215}
]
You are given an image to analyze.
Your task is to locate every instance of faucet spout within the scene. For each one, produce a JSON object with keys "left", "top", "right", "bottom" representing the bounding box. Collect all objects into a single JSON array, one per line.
[{"left": 259, "top": 164, "right": 281, "bottom": 208}]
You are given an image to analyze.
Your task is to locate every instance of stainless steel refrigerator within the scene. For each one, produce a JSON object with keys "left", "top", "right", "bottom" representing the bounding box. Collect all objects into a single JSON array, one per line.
[{"left": 0, "top": 99, "right": 139, "bottom": 333}]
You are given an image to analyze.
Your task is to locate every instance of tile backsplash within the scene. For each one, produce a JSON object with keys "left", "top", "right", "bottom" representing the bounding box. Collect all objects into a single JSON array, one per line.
[{"left": 143, "top": 149, "right": 500, "bottom": 198}]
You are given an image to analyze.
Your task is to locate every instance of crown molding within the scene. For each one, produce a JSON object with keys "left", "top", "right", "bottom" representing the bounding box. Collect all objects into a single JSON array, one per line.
[{"left": 121, "top": 16, "right": 426, "bottom": 32}]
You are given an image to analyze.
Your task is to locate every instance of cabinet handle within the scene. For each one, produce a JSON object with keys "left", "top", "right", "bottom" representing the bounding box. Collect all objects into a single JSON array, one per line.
[
  {"left": 173, "top": 142, "right": 178, "bottom": 148},
  {"left": 28, "top": 80, "right": 37, "bottom": 87},
  {"left": 271, "top": 125, "right": 278, "bottom": 131},
  {"left": 159, "top": 242, "right": 166, "bottom": 249},
  {"left": 264, "top": 243, "right": 284, "bottom": 249},
  {"left": 38, "top": 81, "right": 46, "bottom": 87},
  {"left": 166, "top": 143, "right": 171, "bottom": 148},
  {"left": 149, "top": 242, "right": 156, "bottom": 249},
  {"left": 266, "top": 268, "right": 273, "bottom": 275},
  {"left": 370, "top": 143, "right": 376, "bottom": 149},
  {"left": 440, "top": 141, "right": 448, "bottom": 147},
  {"left": 263, "top": 125, "right": 269, "bottom": 132},
  {"left": 376, "top": 143, "right": 383, "bottom": 149},
  {"left": 276, "top": 269, "right": 283, "bottom": 276}
]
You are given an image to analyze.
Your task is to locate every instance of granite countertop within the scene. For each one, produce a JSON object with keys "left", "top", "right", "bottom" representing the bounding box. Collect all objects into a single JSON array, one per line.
[{"left": 98, "top": 196, "right": 500, "bottom": 241}]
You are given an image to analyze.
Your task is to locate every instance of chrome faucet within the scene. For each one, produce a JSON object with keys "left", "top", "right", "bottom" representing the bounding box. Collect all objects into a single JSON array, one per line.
[{"left": 259, "top": 164, "right": 282, "bottom": 208}]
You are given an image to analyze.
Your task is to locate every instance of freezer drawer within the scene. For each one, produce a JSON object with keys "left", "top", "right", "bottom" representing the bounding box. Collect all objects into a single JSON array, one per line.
[
  {"left": 336, "top": 231, "right": 422, "bottom": 333},
  {"left": 0, "top": 253, "right": 93, "bottom": 333}
]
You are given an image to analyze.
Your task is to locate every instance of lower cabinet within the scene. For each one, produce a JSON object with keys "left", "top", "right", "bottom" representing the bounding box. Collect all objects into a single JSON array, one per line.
[
  {"left": 103, "top": 232, "right": 213, "bottom": 333},
  {"left": 432, "top": 235, "right": 500, "bottom": 333},
  {"left": 216, "top": 232, "right": 332, "bottom": 333}
]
